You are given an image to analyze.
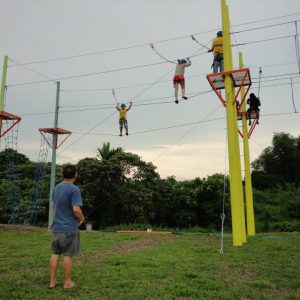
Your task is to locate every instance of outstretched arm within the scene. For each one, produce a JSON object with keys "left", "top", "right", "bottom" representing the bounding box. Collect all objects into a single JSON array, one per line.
[
  {"left": 184, "top": 58, "right": 192, "bottom": 67},
  {"left": 127, "top": 102, "right": 132, "bottom": 111},
  {"left": 208, "top": 42, "right": 214, "bottom": 52}
]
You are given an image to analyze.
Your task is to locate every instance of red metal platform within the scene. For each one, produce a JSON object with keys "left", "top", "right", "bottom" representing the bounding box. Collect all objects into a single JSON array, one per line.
[
  {"left": 237, "top": 111, "right": 259, "bottom": 139},
  {"left": 206, "top": 68, "right": 252, "bottom": 110},
  {"left": 39, "top": 127, "right": 72, "bottom": 149},
  {"left": 207, "top": 68, "right": 259, "bottom": 139},
  {"left": 0, "top": 111, "right": 22, "bottom": 138}
]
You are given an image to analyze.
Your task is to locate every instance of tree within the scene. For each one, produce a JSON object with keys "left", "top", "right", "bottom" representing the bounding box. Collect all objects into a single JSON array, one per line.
[
  {"left": 96, "top": 142, "right": 123, "bottom": 161},
  {"left": 252, "top": 132, "right": 300, "bottom": 185}
]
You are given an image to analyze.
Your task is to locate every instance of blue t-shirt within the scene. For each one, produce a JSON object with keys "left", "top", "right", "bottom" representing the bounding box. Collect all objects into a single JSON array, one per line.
[{"left": 51, "top": 182, "right": 83, "bottom": 233}]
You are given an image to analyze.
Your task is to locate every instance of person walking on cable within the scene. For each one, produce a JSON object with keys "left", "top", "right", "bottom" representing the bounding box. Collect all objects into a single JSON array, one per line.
[
  {"left": 116, "top": 102, "right": 132, "bottom": 136},
  {"left": 247, "top": 93, "right": 261, "bottom": 125},
  {"left": 208, "top": 31, "right": 224, "bottom": 74},
  {"left": 173, "top": 58, "right": 192, "bottom": 104},
  {"left": 49, "top": 165, "right": 84, "bottom": 289}
]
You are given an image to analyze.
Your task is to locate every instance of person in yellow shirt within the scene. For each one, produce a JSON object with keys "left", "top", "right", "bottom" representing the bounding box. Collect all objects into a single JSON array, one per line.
[
  {"left": 116, "top": 102, "right": 132, "bottom": 136},
  {"left": 208, "top": 31, "right": 224, "bottom": 73}
]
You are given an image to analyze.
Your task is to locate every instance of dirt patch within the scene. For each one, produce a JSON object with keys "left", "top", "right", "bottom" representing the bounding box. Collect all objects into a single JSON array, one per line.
[
  {"left": 78, "top": 234, "right": 177, "bottom": 264},
  {"left": 220, "top": 266, "right": 257, "bottom": 277},
  {"left": 0, "top": 224, "right": 47, "bottom": 232},
  {"left": 111, "top": 234, "right": 175, "bottom": 255}
]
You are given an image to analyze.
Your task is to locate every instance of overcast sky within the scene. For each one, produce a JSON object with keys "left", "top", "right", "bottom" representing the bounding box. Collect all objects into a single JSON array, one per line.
[{"left": 1, "top": 0, "right": 300, "bottom": 180}]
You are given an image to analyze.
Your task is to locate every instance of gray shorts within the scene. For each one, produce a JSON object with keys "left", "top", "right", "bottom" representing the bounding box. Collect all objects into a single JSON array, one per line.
[
  {"left": 119, "top": 119, "right": 128, "bottom": 128},
  {"left": 52, "top": 230, "right": 80, "bottom": 256}
]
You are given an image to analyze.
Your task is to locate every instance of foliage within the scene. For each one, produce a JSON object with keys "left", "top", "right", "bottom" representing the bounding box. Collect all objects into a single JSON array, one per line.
[
  {"left": 1, "top": 132, "right": 299, "bottom": 232},
  {"left": 96, "top": 142, "right": 123, "bottom": 161},
  {"left": 252, "top": 132, "right": 300, "bottom": 185}
]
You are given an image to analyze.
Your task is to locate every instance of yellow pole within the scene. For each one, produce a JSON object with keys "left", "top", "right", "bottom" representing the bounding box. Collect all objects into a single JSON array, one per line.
[
  {"left": 226, "top": 6, "right": 247, "bottom": 244},
  {"left": 0, "top": 56, "right": 8, "bottom": 111},
  {"left": 221, "top": 0, "right": 242, "bottom": 246},
  {"left": 0, "top": 55, "right": 8, "bottom": 139},
  {"left": 239, "top": 52, "right": 256, "bottom": 236}
]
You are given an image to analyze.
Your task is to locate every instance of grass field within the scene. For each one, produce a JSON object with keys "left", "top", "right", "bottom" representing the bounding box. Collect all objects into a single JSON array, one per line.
[{"left": 0, "top": 227, "right": 299, "bottom": 300}]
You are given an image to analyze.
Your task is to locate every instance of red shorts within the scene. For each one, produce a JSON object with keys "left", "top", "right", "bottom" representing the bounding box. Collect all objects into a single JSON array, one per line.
[{"left": 173, "top": 75, "right": 185, "bottom": 85}]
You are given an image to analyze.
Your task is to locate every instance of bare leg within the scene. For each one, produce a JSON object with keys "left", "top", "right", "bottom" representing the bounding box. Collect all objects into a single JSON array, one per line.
[
  {"left": 180, "top": 81, "right": 187, "bottom": 99},
  {"left": 63, "top": 256, "right": 73, "bottom": 288},
  {"left": 119, "top": 125, "right": 123, "bottom": 136},
  {"left": 174, "top": 82, "right": 179, "bottom": 103},
  {"left": 125, "top": 125, "right": 128, "bottom": 135},
  {"left": 49, "top": 254, "right": 59, "bottom": 288}
]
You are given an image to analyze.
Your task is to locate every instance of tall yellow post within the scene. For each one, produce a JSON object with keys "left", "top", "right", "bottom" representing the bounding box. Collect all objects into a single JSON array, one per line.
[
  {"left": 0, "top": 56, "right": 8, "bottom": 111},
  {"left": 0, "top": 55, "right": 9, "bottom": 139},
  {"left": 239, "top": 52, "right": 256, "bottom": 236},
  {"left": 221, "top": 0, "right": 243, "bottom": 246},
  {"left": 225, "top": 6, "right": 247, "bottom": 244}
]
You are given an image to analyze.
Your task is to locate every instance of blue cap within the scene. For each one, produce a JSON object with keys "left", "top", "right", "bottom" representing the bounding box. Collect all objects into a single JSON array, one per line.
[
  {"left": 180, "top": 59, "right": 187, "bottom": 64},
  {"left": 217, "top": 31, "right": 222, "bottom": 37},
  {"left": 121, "top": 103, "right": 126, "bottom": 108}
]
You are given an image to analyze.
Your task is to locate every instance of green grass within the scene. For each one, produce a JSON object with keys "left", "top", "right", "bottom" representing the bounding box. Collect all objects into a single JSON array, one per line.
[{"left": 0, "top": 228, "right": 299, "bottom": 300}]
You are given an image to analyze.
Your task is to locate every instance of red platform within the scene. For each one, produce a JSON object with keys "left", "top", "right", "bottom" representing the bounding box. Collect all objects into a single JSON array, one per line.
[
  {"left": 0, "top": 111, "right": 22, "bottom": 138},
  {"left": 206, "top": 68, "right": 252, "bottom": 110},
  {"left": 207, "top": 68, "right": 259, "bottom": 139},
  {"left": 39, "top": 127, "right": 72, "bottom": 149}
]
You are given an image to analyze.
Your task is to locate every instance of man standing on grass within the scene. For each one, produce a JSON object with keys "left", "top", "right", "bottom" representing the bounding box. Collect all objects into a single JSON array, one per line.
[{"left": 49, "top": 165, "right": 84, "bottom": 289}]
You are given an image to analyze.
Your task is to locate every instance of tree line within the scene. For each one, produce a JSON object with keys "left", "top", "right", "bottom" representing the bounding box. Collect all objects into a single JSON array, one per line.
[{"left": 0, "top": 132, "right": 299, "bottom": 231}]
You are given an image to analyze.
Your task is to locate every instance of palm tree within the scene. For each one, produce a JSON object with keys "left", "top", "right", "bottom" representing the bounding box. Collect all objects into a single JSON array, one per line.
[{"left": 96, "top": 142, "right": 123, "bottom": 161}]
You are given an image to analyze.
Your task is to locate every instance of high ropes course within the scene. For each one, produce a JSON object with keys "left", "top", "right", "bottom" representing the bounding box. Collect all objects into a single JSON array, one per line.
[{"left": 1, "top": 2, "right": 300, "bottom": 249}]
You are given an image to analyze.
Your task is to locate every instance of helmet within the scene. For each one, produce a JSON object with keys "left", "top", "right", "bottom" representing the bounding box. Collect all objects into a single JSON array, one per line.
[
  {"left": 217, "top": 31, "right": 222, "bottom": 37},
  {"left": 249, "top": 93, "right": 255, "bottom": 99},
  {"left": 121, "top": 103, "right": 126, "bottom": 108},
  {"left": 180, "top": 59, "right": 187, "bottom": 64}
]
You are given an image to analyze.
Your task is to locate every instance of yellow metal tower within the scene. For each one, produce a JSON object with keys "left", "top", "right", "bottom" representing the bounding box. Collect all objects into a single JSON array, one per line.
[{"left": 221, "top": 0, "right": 245, "bottom": 246}]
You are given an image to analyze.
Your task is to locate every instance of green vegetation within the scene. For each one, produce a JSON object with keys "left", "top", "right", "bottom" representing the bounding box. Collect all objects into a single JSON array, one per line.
[
  {"left": 0, "top": 133, "right": 299, "bottom": 231},
  {"left": 0, "top": 229, "right": 299, "bottom": 300}
]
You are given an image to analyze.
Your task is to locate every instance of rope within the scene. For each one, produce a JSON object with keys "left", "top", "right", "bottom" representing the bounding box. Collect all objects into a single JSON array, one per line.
[
  {"left": 61, "top": 62, "right": 299, "bottom": 93},
  {"left": 219, "top": 130, "right": 228, "bottom": 255},
  {"left": 230, "top": 23, "right": 241, "bottom": 54},
  {"left": 149, "top": 43, "right": 176, "bottom": 64},
  {"left": 149, "top": 40, "right": 209, "bottom": 66},
  {"left": 153, "top": 104, "right": 222, "bottom": 162},
  {"left": 58, "top": 65, "right": 179, "bottom": 155},
  {"left": 112, "top": 89, "right": 118, "bottom": 104},
  {"left": 7, "top": 61, "right": 168, "bottom": 87},
  {"left": 70, "top": 111, "right": 300, "bottom": 138},
  {"left": 8, "top": 57, "right": 55, "bottom": 82},
  {"left": 130, "top": 68, "right": 174, "bottom": 102},
  {"left": 233, "top": 34, "right": 300, "bottom": 47},
  {"left": 7, "top": 13, "right": 300, "bottom": 68},
  {"left": 257, "top": 67, "right": 263, "bottom": 97},
  {"left": 231, "top": 19, "right": 300, "bottom": 35},
  {"left": 190, "top": 35, "right": 210, "bottom": 50},
  {"left": 58, "top": 111, "right": 116, "bottom": 155},
  {"left": 290, "top": 78, "right": 298, "bottom": 113}
]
